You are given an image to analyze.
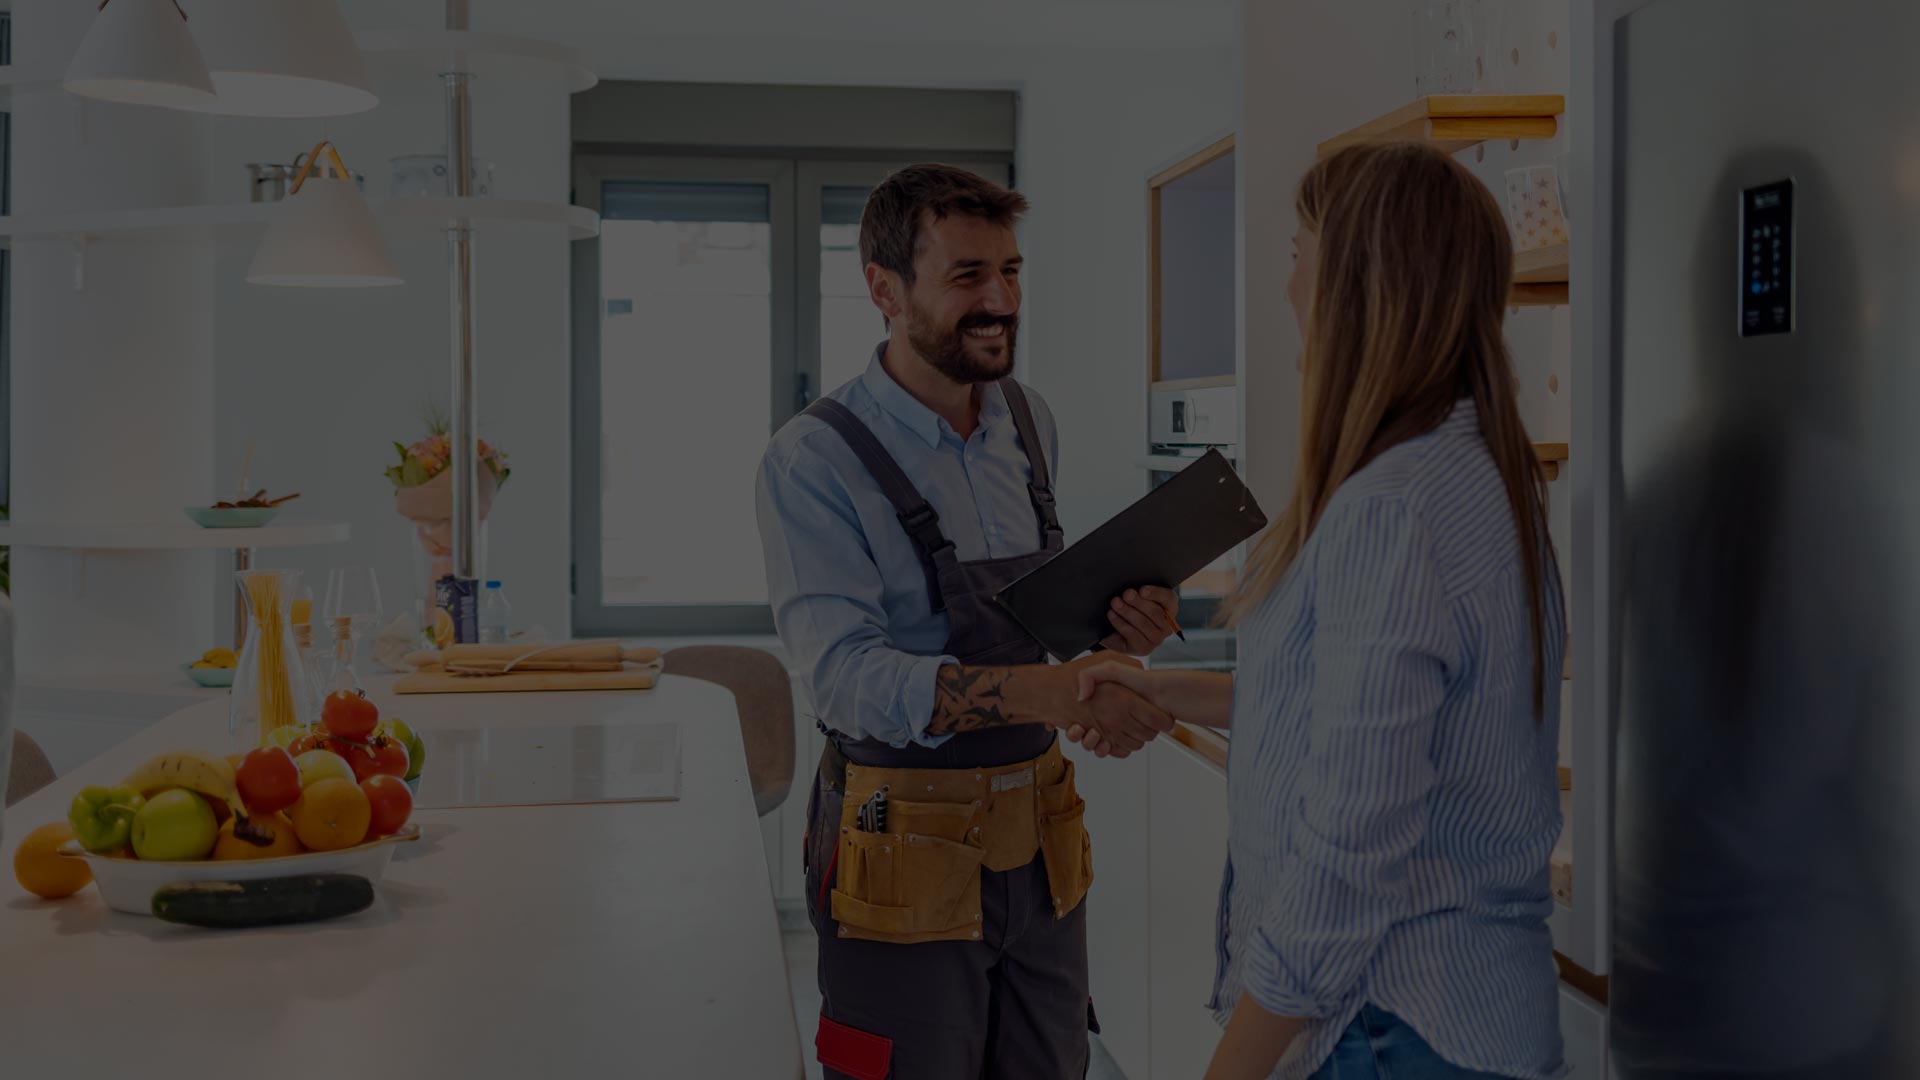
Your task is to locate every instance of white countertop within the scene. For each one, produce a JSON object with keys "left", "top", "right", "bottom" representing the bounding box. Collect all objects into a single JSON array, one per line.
[{"left": 0, "top": 675, "right": 804, "bottom": 1079}]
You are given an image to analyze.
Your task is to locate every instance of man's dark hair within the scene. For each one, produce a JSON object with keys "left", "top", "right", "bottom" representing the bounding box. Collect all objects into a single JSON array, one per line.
[{"left": 859, "top": 164, "right": 1029, "bottom": 285}]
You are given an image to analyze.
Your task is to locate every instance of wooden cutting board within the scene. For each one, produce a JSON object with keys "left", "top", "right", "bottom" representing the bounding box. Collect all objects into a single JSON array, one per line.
[{"left": 394, "top": 665, "right": 663, "bottom": 695}]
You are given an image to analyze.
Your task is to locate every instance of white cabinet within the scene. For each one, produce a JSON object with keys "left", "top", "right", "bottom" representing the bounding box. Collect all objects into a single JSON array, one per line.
[
  {"left": 1559, "top": 983, "right": 1607, "bottom": 1079},
  {"left": 1071, "top": 740, "right": 1156, "bottom": 1077},
  {"left": 1148, "top": 735, "right": 1231, "bottom": 1078}
]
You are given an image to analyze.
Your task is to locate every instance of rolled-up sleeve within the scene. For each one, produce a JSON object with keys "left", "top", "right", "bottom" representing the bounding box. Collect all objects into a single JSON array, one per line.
[
  {"left": 1245, "top": 495, "right": 1451, "bottom": 1018},
  {"left": 755, "top": 439, "right": 957, "bottom": 748}
]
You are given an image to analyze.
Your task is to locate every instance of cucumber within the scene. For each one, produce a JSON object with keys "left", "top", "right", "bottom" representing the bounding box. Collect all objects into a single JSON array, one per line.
[{"left": 151, "top": 874, "right": 375, "bottom": 928}]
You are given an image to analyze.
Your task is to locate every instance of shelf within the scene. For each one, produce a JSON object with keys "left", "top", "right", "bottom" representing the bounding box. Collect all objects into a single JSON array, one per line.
[
  {"left": 1151, "top": 375, "right": 1235, "bottom": 392},
  {"left": 0, "top": 519, "right": 349, "bottom": 550},
  {"left": 1182, "top": 568, "right": 1238, "bottom": 598},
  {"left": 1318, "top": 94, "right": 1565, "bottom": 159},
  {"left": 1510, "top": 243, "right": 1570, "bottom": 306},
  {"left": 1169, "top": 722, "right": 1229, "bottom": 772},
  {"left": 1136, "top": 453, "right": 1213, "bottom": 472},
  {"left": 354, "top": 30, "right": 598, "bottom": 94},
  {"left": 1534, "top": 441, "right": 1569, "bottom": 482},
  {"left": 0, "top": 199, "right": 600, "bottom": 245}
]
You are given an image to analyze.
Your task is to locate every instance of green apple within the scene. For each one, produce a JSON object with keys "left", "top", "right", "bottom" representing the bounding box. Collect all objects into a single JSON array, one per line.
[
  {"left": 131, "top": 788, "right": 219, "bottom": 861},
  {"left": 294, "top": 749, "right": 354, "bottom": 789},
  {"left": 386, "top": 719, "right": 426, "bottom": 781}
]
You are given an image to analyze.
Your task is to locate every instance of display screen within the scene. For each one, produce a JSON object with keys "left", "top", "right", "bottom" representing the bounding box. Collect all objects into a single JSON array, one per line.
[{"left": 1740, "top": 179, "right": 1794, "bottom": 337}]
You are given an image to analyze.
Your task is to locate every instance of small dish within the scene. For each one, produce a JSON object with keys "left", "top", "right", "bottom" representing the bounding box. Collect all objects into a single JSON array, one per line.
[
  {"left": 184, "top": 506, "right": 283, "bottom": 529},
  {"left": 183, "top": 663, "right": 235, "bottom": 688},
  {"left": 59, "top": 824, "right": 422, "bottom": 916}
]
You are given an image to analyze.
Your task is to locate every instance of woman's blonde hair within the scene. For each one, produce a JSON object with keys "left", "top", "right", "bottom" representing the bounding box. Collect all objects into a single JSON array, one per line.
[{"left": 1220, "top": 141, "right": 1557, "bottom": 716}]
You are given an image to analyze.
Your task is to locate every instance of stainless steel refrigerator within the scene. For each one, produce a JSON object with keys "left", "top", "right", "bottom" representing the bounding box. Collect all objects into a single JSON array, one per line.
[{"left": 1611, "top": 2, "right": 1919, "bottom": 1077}]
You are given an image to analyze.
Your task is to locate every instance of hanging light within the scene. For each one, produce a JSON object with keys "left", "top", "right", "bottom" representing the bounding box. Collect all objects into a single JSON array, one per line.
[
  {"left": 63, "top": 0, "right": 219, "bottom": 110},
  {"left": 178, "top": 0, "right": 377, "bottom": 118},
  {"left": 248, "top": 142, "right": 403, "bottom": 288}
]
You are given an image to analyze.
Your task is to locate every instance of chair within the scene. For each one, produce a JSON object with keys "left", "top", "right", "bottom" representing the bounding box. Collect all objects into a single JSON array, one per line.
[
  {"left": 663, "top": 646, "right": 796, "bottom": 818},
  {"left": 7, "top": 730, "right": 56, "bottom": 808}
]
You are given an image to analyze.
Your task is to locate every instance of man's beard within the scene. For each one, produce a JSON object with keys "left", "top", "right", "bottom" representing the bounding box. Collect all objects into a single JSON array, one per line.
[{"left": 904, "top": 301, "right": 1019, "bottom": 385}]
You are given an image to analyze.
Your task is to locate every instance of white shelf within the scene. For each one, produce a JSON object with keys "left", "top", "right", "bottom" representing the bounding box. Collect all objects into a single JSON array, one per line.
[
  {"left": 0, "top": 198, "right": 600, "bottom": 244},
  {"left": 355, "top": 30, "right": 598, "bottom": 94},
  {"left": 0, "top": 519, "right": 350, "bottom": 550},
  {"left": 1136, "top": 454, "right": 1211, "bottom": 472}
]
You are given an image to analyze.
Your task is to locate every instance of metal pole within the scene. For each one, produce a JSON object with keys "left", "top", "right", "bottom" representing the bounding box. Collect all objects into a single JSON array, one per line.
[{"left": 445, "top": 0, "right": 479, "bottom": 583}]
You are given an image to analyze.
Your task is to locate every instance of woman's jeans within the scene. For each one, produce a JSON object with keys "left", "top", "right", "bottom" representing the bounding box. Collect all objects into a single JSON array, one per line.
[{"left": 1309, "top": 1005, "right": 1520, "bottom": 1080}]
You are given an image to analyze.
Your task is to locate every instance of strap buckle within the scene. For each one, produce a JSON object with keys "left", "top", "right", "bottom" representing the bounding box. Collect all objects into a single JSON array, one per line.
[{"left": 1028, "top": 483, "right": 1057, "bottom": 509}]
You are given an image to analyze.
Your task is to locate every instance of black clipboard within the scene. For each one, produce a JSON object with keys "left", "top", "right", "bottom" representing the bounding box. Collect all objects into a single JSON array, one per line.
[{"left": 994, "top": 448, "right": 1268, "bottom": 661}]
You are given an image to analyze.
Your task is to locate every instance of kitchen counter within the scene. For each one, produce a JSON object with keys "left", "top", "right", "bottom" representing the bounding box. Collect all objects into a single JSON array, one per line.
[{"left": 0, "top": 673, "right": 804, "bottom": 1079}]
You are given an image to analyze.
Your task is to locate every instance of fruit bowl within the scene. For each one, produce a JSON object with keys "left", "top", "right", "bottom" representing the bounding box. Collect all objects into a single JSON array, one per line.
[
  {"left": 183, "top": 506, "right": 283, "bottom": 529},
  {"left": 58, "top": 825, "right": 420, "bottom": 916},
  {"left": 182, "top": 663, "right": 235, "bottom": 688}
]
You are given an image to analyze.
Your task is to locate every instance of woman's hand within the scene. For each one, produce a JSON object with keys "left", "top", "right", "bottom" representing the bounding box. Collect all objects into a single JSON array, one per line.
[{"left": 1067, "top": 662, "right": 1164, "bottom": 757}]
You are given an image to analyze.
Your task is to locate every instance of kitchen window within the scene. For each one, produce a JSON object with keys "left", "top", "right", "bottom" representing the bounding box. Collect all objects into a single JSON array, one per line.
[{"left": 570, "top": 84, "right": 1015, "bottom": 635}]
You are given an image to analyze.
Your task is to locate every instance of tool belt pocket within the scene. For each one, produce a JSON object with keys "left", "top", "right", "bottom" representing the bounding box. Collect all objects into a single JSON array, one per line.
[
  {"left": 1035, "top": 760, "right": 1093, "bottom": 919},
  {"left": 832, "top": 798, "right": 987, "bottom": 944}
]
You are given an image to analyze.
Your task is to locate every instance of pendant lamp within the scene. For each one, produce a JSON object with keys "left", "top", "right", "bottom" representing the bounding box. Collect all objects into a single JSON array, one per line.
[
  {"left": 177, "top": 0, "right": 377, "bottom": 118},
  {"left": 63, "top": 0, "right": 219, "bottom": 110},
  {"left": 247, "top": 142, "right": 403, "bottom": 288}
]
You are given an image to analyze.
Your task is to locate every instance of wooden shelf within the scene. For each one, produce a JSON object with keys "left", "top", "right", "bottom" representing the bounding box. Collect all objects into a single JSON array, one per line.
[
  {"left": 1510, "top": 243, "right": 1570, "bottom": 306},
  {"left": 1169, "top": 722, "right": 1229, "bottom": 772},
  {"left": 0, "top": 518, "right": 350, "bottom": 551},
  {"left": 1534, "top": 441, "right": 1569, "bottom": 482},
  {"left": 1318, "top": 94, "right": 1565, "bottom": 159},
  {"left": 1181, "top": 568, "right": 1237, "bottom": 598},
  {"left": 1151, "top": 375, "right": 1235, "bottom": 392}
]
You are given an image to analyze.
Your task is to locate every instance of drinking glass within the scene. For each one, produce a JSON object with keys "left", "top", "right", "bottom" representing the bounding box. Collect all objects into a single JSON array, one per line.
[{"left": 323, "top": 567, "right": 384, "bottom": 692}]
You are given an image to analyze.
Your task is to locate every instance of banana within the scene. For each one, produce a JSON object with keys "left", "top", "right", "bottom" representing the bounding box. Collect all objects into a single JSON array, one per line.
[{"left": 120, "top": 750, "right": 250, "bottom": 822}]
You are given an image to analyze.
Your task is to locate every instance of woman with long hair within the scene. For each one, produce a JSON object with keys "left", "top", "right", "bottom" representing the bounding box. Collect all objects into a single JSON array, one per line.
[{"left": 1076, "top": 141, "right": 1566, "bottom": 1078}]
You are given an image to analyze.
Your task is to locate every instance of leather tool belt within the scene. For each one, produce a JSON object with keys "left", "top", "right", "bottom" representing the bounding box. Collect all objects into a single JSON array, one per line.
[{"left": 821, "top": 739, "right": 1093, "bottom": 944}]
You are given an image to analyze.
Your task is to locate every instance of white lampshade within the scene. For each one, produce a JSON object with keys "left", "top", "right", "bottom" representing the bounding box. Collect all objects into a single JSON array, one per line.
[
  {"left": 178, "top": 0, "right": 376, "bottom": 118},
  {"left": 247, "top": 177, "right": 403, "bottom": 288},
  {"left": 63, "top": 0, "right": 219, "bottom": 110}
]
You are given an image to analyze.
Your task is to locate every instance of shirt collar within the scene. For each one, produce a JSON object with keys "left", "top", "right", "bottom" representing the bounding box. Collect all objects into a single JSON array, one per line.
[
  {"left": 1437, "top": 397, "right": 1479, "bottom": 435},
  {"left": 858, "top": 341, "right": 1009, "bottom": 449}
]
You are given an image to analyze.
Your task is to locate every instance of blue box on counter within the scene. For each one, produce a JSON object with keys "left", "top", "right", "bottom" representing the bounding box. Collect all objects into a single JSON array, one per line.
[{"left": 435, "top": 575, "right": 480, "bottom": 645}]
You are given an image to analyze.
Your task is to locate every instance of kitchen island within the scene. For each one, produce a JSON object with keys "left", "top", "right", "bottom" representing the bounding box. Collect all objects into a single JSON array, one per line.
[{"left": 0, "top": 674, "right": 803, "bottom": 1079}]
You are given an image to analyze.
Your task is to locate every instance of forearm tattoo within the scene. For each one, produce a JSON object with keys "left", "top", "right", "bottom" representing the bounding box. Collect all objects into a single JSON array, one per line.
[{"left": 930, "top": 665, "right": 1018, "bottom": 735}]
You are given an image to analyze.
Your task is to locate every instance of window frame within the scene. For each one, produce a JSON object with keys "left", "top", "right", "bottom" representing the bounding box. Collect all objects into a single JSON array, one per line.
[{"left": 570, "top": 151, "right": 1012, "bottom": 637}]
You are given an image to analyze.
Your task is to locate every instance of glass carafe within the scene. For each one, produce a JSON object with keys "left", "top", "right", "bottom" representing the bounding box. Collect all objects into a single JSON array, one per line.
[{"left": 230, "top": 569, "right": 316, "bottom": 749}]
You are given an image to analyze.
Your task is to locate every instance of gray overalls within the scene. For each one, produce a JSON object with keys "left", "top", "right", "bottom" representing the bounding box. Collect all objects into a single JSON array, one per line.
[{"left": 801, "top": 379, "right": 1097, "bottom": 1080}]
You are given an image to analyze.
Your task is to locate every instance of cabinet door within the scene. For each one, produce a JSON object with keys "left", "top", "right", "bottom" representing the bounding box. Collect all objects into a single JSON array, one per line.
[
  {"left": 1558, "top": 983, "right": 1607, "bottom": 1079},
  {"left": 1148, "top": 736, "right": 1231, "bottom": 1078},
  {"left": 1070, "top": 740, "right": 1154, "bottom": 1077}
]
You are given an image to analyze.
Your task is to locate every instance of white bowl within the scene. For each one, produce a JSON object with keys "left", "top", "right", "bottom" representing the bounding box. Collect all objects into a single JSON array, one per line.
[{"left": 59, "top": 825, "right": 420, "bottom": 916}]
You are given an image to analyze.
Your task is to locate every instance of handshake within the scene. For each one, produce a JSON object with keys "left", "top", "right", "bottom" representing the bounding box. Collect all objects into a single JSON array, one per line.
[{"left": 1048, "top": 654, "right": 1174, "bottom": 759}]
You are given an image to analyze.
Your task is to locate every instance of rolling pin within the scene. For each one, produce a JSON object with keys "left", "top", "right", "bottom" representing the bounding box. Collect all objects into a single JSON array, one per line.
[{"left": 402, "top": 641, "right": 664, "bottom": 670}]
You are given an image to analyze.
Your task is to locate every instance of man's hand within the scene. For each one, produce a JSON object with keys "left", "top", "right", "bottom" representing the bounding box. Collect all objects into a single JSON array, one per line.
[
  {"left": 1052, "top": 655, "right": 1173, "bottom": 758},
  {"left": 1099, "top": 585, "right": 1180, "bottom": 657}
]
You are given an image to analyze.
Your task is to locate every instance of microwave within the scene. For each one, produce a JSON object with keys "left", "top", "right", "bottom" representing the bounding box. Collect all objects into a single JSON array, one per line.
[{"left": 1150, "top": 384, "right": 1238, "bottom": 448}]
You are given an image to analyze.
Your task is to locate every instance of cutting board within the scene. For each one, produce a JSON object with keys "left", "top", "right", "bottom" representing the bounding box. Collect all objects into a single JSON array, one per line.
[{"left": 394, "top": 664, "right": 663, "bottom": 695}]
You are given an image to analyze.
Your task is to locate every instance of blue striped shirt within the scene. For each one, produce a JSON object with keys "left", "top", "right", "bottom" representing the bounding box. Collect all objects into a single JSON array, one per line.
[{"left": 1212, "top": 400, "right": 1567, "bottom": 1079}]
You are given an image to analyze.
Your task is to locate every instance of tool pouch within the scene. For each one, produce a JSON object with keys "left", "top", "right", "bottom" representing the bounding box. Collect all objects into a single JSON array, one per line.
[{"left": 830, "top": 742, "right": 1092, "bottom": 944}]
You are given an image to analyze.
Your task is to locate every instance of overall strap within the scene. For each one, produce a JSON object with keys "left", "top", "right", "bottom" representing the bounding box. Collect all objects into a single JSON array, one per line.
[
  {"left": 803, "top": 397, "right": 958, "bottom": 612},
  {"left": 997, "top": 379, "right": 1064, "bottom": 551}
]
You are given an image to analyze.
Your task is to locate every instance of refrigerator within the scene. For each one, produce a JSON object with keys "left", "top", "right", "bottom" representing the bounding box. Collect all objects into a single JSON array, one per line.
[{"left": 1610, "top": 1, "right": 1919, "bottom": 1077}]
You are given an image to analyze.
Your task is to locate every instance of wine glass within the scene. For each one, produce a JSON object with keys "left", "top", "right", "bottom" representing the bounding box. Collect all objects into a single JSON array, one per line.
[{"left": 323, "top": 567, "right": 384, "bottom": 686}]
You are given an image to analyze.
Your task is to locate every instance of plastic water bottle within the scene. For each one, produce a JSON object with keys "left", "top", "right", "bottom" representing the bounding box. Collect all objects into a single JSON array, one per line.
[{"left": 478, "top": 581, "right": 511, "bottom": 644}]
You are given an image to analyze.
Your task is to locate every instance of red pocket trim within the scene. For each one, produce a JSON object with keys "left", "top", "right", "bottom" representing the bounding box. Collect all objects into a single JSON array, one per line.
[{"left": 816, "top": 1015, "right": 892, "bottom": 1080}]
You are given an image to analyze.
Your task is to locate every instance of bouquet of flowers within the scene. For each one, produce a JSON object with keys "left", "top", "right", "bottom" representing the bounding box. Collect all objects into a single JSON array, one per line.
[{"left": 387, "top": 410, "right": 510, "bottom": 590}]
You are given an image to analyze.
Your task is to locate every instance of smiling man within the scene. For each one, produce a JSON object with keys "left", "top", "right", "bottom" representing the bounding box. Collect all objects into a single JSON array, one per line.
[{"left": 756, "top": 164, "right": 1180, "bottom": 1079}]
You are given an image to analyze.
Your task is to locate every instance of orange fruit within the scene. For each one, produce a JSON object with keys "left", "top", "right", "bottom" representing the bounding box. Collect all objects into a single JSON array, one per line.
[
  {"left": 13, "top": 822, "right": 92, "bottom": 899},
  {"left": 290, "top": 778, "right": 371, "bottom": 852},
  {"left": 211, "top": 813, "right": 304, "bottom": 860},
  {"left": 199, "top": 791, "right": 233, "bottom": 828}
]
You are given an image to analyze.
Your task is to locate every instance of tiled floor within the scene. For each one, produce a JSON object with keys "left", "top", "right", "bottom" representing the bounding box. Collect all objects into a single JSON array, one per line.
[{"left": 780, "top": 927, "right": 1128, "bottom": 1080}]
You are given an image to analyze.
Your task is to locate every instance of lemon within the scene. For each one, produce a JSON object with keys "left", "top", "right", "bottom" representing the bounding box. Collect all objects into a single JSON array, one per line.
[
  {"left": 430, "top": 608, "right": 455, "bottom": 648},
  {"left": 202, "top": 647, "right": 238, "bottom": 668},
  {"left": 190, "top": 660, "right": 214, "bottom": 670},
  {"left": 266, "top": 724, "right": 307, "bottom": 751}
]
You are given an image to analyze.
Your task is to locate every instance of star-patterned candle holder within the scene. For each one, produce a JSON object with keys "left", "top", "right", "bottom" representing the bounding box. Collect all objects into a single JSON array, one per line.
[{"left": 1506, "top": 164, "right": 1568, "bottom": 254}]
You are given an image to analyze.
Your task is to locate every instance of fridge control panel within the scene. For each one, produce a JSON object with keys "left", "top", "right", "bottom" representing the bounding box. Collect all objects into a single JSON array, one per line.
[{"left": 1740, "top": 179, "right": 1794, "bottom": 337}]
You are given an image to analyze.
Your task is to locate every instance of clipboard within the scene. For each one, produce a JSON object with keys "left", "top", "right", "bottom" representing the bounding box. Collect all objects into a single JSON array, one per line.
[{"left": 994, "top": 448, "right": 1268, "bottom": 661}]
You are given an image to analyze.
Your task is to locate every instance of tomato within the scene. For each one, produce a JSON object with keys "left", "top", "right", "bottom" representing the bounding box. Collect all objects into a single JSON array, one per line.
[
  {"left": 361, "top": 775, "right": 412, "bottom": 839},
  {"left": 236, "top": 747, "right": 302, "bottom": 816},
  {"left": 288, "top": 733, "right": 322, "bottom": 757},
  {"left": 346, "top": 737, "right": 408, "bottom": 783},
  {"left": 321, "top": 689, "right": 380, "bottom": 741}
]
